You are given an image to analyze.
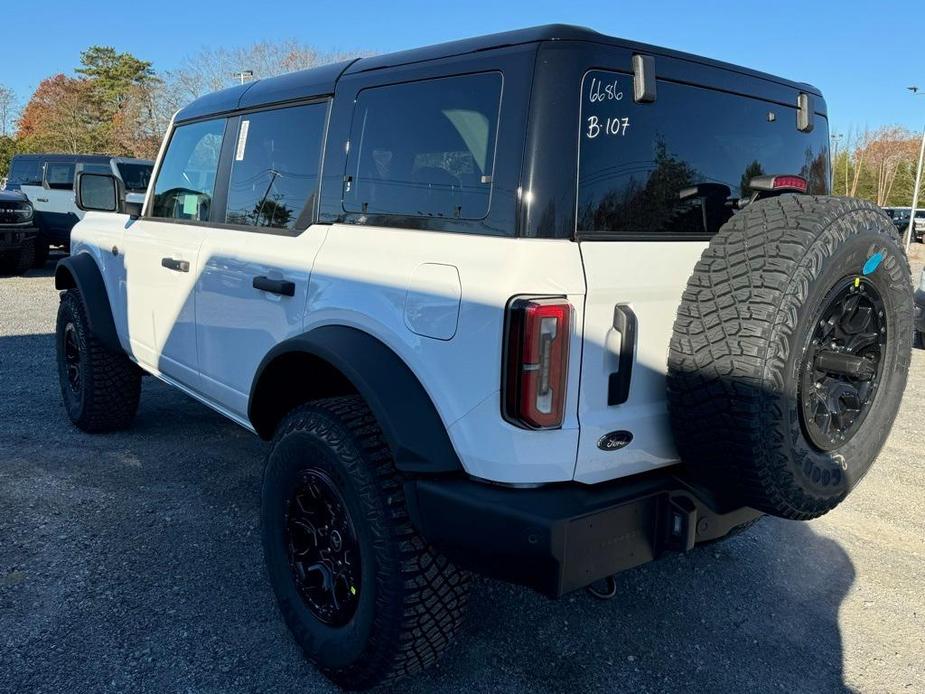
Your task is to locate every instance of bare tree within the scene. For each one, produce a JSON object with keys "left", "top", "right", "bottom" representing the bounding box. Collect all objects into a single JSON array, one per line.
[
  {"left": 159, "top": 40, "right": 362, "bottom": 122},
  {"left": 0, "top": 84, "right": 17, "bottom": 137},
  {"left": 848, "top": 127, "right": 871, "bottom": 198}
]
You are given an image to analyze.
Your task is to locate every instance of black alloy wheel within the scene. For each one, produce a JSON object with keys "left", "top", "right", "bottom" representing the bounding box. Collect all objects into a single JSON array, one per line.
[
  {"left": 285, "top": 468, "right": 361, "bottom": 627},
  {"left": 799, "top": 276, "right": 887, "bottom": 451},
  {"left": 63, "top": 322, "right": 82, "bottom": 396}
]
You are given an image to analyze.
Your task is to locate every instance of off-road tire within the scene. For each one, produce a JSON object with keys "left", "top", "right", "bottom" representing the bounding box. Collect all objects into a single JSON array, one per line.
[
  {"left": 262, "top": 396, "right": 470, "bottom": 690},
  {"left": 0, "top": 238, "right": 35, "bottom": 275},
  {"left": 56, "top": 289, "right": 141, "bottom": 432},
  {"left": 668, "top": 195, "right": 913, "bottom": 520}
]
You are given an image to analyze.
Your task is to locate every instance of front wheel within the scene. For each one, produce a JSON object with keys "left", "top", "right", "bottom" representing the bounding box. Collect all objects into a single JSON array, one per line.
[
  {"left": 56, "top": 289, "right": 141, "bottom": 432},
  {"left": 0, "top": 238, "right": 35, "bottom": 275},
  {"left": 262, "top": 397, "right": 470, "bottom": 690}
]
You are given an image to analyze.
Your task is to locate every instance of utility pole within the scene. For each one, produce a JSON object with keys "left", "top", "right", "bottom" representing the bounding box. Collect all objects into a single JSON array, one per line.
[{"left": 905, "top": 87, "right": 924, "bottom": 251}]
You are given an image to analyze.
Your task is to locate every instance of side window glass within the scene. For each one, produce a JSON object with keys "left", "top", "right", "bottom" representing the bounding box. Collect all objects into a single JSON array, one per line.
[
  {"left": 45, "top": 162, "right": 76, "bottom": 190},
  {"left": 116, "top": 163, "right": 154, "bottom": 193},
  {"left": 344, "top": 72, "right": 502, "bottom": 221},
  {"left": 225, "top": 102, "right": 328, "bottom": 230},
  {"left": 151, "top": 118, "right": 226, "bottom": 222},
  {"left": 9, "top": 159, "right": 43, "bottom": 187}
]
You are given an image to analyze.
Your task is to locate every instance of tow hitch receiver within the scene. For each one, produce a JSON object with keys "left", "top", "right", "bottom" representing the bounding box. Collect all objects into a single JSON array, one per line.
[{"left": 664, "top": 496, "right": 697, "bottom": 552}]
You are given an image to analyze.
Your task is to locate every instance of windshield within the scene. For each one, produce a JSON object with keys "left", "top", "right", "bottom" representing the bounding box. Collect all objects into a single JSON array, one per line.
[{"left": 117, "top": 162, "right": 154, "bottom": 193}]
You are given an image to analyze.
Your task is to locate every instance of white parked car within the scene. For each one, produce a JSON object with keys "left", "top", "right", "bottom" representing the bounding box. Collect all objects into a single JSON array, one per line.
[
  {"left": 52, "top": 25, "right": 914, "bottom": 690},
  {"left": 6, "top": 153, "right": 152, "bottom": 266}
]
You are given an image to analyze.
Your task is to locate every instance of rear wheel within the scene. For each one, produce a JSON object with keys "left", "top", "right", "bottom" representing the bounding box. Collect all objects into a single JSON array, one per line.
[
  {"left": 669, "top": 196, "right": 913, "bottom": 520},
  {"left": 262, "top": 397, "right": 470, "bottom": 690}
]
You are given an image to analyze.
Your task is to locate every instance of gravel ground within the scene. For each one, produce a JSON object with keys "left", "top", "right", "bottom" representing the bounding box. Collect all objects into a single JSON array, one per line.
[{"left": 1, "top": 249, "right": 923, "bottom": 694}]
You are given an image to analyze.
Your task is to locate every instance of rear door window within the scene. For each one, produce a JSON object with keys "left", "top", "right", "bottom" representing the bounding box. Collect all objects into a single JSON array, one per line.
[
  {"left": 224, "top": 101, "right": 328, "bottom": 230},
  {"left": 151, "top": 118, "right": 226, "bottom": 223},
  {"left": 577, "top": 70, "right": 830, "bottom": 238},
  {"left": 344, "top": 72, "right": 502, "bottom": 221}
]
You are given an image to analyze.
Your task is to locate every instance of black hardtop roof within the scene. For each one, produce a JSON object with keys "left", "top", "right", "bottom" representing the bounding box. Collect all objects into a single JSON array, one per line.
[
  {"left": 11, "top": 153, "right": 154, "bottom": 164},
  {"left": 13, "top": 153, "right": 112, "bottom": 163},
  {"left": 174, "top": 23, "right": 821, "bottom": 123}
]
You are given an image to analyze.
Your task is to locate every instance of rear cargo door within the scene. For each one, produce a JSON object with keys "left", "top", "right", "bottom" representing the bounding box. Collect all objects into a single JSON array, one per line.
[{"left": 573, "top": 69, "right": 829, "bottom": 484}]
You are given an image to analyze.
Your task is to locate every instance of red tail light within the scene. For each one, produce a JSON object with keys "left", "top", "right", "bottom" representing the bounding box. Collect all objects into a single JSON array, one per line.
[
  {"left": 769, "top": 175, "right": 808, "bottom": 192},
  {"left": 748, "top": 174, "right": 808, "bottom": 193},
  {"left": 503, "top": 297, "right": 572, "bottom": 429}
]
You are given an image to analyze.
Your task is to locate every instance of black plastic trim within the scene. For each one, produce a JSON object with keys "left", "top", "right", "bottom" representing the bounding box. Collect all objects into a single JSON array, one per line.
[
  {"left": 406, "top": 468, "right": 762, "bottom": 597},
  {"left": 249, "top": 326, "right": 462, "bottom": 474},
  {"left": 53, "top": 253, "right": 121, "bottom": 353}
]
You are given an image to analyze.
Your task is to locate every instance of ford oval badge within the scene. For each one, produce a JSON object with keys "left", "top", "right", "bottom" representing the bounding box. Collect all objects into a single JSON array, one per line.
[{"left": 597, "top": 430, "right": 633, "bottom": 451}]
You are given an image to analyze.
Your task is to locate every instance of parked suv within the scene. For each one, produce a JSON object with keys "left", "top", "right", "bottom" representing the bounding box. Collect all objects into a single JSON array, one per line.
[
  {"left": 53, "top": 25, "right": 913, "bottom": 690},
  {"left": 883, "top": 206, "right": 925, "bottom": 242},
  {"left": 5, "top": 153, "right": 153, "bottom": 266},
  {"left": 0, "top": 189, "right": 38, "bottom": 273}
]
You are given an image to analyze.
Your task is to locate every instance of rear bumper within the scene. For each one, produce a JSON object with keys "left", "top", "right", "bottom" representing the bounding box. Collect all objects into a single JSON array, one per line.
[
  {"left": 914, "top": 289, "right": 925, "bottom": 334},
  {"left": 0, "top": 226, "right": 38, "bottom": 250},
  {"left": 406, "top": 469, "right": 761, "bottom": 598}
]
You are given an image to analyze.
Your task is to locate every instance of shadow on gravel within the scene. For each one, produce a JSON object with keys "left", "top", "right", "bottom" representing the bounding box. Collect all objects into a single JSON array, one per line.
[{"left": 0, "top": 329, "right": 855, "bottom": 693}]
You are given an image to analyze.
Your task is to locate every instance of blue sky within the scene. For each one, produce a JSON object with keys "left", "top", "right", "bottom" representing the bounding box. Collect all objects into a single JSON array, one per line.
[{"left": 2, "top": 0, "right": 924, "bottom": 136}]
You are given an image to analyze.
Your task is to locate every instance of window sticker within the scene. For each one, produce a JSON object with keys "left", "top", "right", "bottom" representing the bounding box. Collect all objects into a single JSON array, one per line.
[
  {"left": 183, "top": 194, "right": 198, "bottom": 216},
  {"left": 235, "top": 120, "right": 250, "bottom": 161}
]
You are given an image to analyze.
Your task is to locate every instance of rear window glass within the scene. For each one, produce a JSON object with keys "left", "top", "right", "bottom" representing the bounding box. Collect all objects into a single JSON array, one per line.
[
  {"left": 577, "top": 70, "right": 830, "bottom": 237},
  {"left": 225, "top": 102, "right": 328, "bottom": 230},
  {"left": 116, "top": 163, "right": 153, "bottom": 192},
  {"left": 344, "top": 72, "right": 502, "bottom": 221},
  {"left": 7, "top": 158, "right": 43, "bottom": 187}
]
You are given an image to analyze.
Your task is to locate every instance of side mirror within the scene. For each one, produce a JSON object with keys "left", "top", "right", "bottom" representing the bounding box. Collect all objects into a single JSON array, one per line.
[
  {"left": 75, "top": 172, "right": 142, "bottom": 219},
  {"left": 124, "top": 192, "right": 145, "bottom": 218}
]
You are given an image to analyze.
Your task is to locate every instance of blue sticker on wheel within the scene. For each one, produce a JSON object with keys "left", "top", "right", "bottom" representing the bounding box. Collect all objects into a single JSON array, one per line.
[{"left": 862, "top": 251, "right": 885, "bottom": 276}]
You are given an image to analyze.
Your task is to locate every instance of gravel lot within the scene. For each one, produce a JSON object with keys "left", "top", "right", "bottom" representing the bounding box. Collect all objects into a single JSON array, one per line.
[{"left": 1, "top": 249, "right": 923, "bottom": 694}]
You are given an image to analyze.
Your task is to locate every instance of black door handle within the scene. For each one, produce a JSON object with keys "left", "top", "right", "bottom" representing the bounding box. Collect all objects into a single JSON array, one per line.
[
  {"left": 253, "top": 276, "right": 295, "bottom": 297},
  {"left": 161, "top": 257, "right": 190, "bottom": 273},
  {"left": 608, "top": 304, "right": 637, "bottom": 406}
]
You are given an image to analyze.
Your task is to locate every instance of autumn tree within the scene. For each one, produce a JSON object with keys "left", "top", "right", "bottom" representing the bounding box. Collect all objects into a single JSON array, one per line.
[{"left": 16, "top": 75, "right": 106, "bottom": 153}]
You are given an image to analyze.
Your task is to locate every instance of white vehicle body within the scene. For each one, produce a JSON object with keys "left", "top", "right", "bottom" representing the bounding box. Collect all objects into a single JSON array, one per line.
[
  {"left": 74, "top": 210, "right": 707, "bottom": 484},
  {"left": 64, "top": 30, "right": 830, "bottom": 488}
]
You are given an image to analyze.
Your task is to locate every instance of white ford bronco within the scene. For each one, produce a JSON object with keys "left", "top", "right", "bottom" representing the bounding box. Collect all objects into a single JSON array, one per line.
[{"left": 54, "top": 25, "right": 913, "bottom": 690}]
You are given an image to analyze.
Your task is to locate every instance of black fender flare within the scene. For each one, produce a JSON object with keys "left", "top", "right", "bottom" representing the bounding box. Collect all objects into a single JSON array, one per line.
[
  {"left": 249, "top": 326, "right": 462, "bottom": 474},
  {"left": 54, "top": 253, "right": 121, "bottom": 353}
]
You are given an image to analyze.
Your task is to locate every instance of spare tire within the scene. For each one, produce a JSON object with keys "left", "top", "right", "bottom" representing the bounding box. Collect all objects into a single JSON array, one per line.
[{"left": 668, "top": 195, "right": 913, "bottom": 520}]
